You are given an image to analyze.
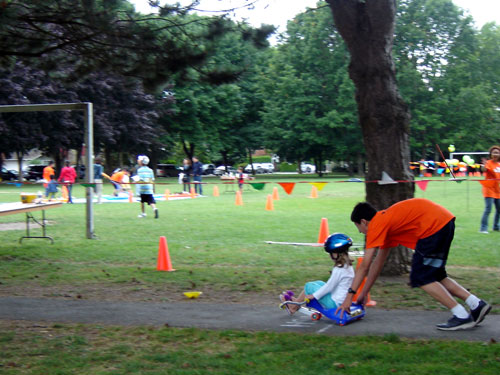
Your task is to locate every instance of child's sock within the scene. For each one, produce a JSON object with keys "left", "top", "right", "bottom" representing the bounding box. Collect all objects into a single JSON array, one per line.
[
  {"left": 465, "top": 295, "right": 481, "bottom": 310},
  {"left": 451, "top": 304, "right": 469, "bottom": 319}
]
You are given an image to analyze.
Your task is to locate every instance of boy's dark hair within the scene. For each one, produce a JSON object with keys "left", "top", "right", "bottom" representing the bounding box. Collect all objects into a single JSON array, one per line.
[
  {"left": 50, "top": 175, "right": 56, "bottom": 180},
  {"left": 351, "top": 202, "right": 377, "bottom": 224}
]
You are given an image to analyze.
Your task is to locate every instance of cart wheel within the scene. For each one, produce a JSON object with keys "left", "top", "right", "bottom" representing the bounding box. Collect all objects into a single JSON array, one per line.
[{"left": 311, "top": 312, "right": 322, "bottom": 321}]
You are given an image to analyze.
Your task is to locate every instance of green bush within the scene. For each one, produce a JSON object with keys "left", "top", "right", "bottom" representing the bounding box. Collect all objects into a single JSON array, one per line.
[
  {"left": 279, "top": 162, "right": 298, "bottom": 172},
  {"left": 251, "top": 156, "right": 272, "bottom": 163}
]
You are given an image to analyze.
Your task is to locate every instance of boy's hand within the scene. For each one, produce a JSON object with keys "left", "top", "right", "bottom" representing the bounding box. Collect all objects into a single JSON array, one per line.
[
  {"left": 355, "top": 292, "right": 366, "bottom": 306},
  {"left": 335, "top": 295, "right": 353, "bottom": 316}
]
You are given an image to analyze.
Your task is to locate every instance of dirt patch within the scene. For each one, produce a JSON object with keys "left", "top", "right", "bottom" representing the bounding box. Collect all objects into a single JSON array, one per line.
[
  {"left": 0, "top": 282, "right": 279, "bottom": 306},
  {"left": 0, "top": 221, "right": 54, "bottom": 231},
  {"left": 0, "top": 222, "right": 27, "bottom": 231}
]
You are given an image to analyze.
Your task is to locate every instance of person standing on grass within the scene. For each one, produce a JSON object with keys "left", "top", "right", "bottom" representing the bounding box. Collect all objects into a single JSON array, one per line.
[
  {"left": 46, "top": 175, "right": 59, "bottom": 201},
  {"left": 136, "top": 155, "right": 158, "bottom": 219},
  {"left": 192, "top": 156, "right": 203, "bottom": 195},
  {"left": 43, "top": 161, "right": 55, "bottom": 189},
  {"left": 338, "top": 198, "right": 491, "bottom": 331},
  {"left": 93, "top": 158, "right": 104, "bottom": 204},
  {"left": 58, "top": 161, "right": 77, "bottom": 204},
  {"left": 479, "top": 145, "right": 500, "bottom": 234}
]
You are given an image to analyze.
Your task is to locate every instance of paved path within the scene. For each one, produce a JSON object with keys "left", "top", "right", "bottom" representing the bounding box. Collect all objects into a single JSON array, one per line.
[{"left": 0, "top": 297, "right": 498, "bottom": 342}]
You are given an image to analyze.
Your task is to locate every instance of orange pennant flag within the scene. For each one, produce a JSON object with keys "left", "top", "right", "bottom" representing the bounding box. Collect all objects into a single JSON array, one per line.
[
  {"left": 415, "top": 180, "right": 429, "bottom": 192},
  {"left": 278, "top": 182, "right": 296, "bottom": 195},
  {"left": 310, "top": 182, "right": 327, "bottom": 191}
]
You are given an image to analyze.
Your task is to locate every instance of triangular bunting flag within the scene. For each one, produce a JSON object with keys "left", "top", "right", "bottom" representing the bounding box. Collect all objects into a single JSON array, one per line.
[
  {"left": 81, "top": 183, "right": 96, "bottom": 188},
  {"left": 278, "top": 182, "right": 296, "bottom": 195},
  {"left": 310, "top": 182, "right": 327, "bottom": 191},
  {"left": 249, "top": 183, "right": 266, "bottom": 191},
  {"left": 378, "top": 171, "right": 397, "bottom": 185},
  {"left": 415, "top": 180, "right": 429, "bottom": 191}
]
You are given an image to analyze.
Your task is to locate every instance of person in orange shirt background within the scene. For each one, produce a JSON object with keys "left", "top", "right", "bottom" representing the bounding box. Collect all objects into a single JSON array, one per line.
[
  {"left": 42, "top": 161, "right": 55, "bottom": 190},
  {"left": 479, "top": 145, "right": 500, "bottom": 234},
  {"left": 110, "top": 167, "right": 130, "bottom": 196},
  {"left": 338, "top": 198, "right": 491, "bottom": 331}
]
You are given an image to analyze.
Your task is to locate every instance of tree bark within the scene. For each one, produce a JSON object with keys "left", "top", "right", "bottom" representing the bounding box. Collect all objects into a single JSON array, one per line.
[{"left": 327, "top": 0, "right": 414, "bottom": 275}]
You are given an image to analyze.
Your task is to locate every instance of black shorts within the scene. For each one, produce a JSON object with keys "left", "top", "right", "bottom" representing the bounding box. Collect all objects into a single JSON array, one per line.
[
  {"left": 140, "top": 194, "right": 156, "bottom": 205},
  {"left": 410, "top": 219, "right": 455, "bottom": 288}
]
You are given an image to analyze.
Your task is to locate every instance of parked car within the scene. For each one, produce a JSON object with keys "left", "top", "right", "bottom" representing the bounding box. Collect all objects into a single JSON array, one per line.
[
  {"left": 26, "top": 165, "right": 47, "bottom": 181},
  {"left": 1, "top": 167, "right": 17, "bottom": 181},
  {"left": 244, "top": 163, "right": 274, "bottom": 174},
  {"left": 156, "top": 164, "right": 181, "bottom": 177},
  {"left": 214, "top": 166, "right": 237, "bottom": 176},
  {"left": 300, "top": 163, "right": 316, "bottom": 173},
  {"left": 202, "top": 164, "right": 215, "bottom": 175}
]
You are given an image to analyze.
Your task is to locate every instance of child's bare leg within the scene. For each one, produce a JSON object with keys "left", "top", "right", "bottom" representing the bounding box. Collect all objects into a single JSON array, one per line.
[{"left": 289, "top": 290, "right": 306, "bottom": 313}]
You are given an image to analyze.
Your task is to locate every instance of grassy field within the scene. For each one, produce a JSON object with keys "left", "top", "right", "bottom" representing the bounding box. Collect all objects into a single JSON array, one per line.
[{"left": 0, "top": 174, "right": 499, "bottom": 374}]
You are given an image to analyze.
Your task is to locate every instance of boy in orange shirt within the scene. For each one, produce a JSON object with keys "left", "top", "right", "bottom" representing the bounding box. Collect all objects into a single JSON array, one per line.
[
  {"left": 110, "top": 168, "right": 129, "bottom": 196},
  {"left": 42, "top": 161, "right": 55, "bottom": 189},
  {"left": 338, "top": 198, "right": 491, "bottom": 331},
  {"left": 479, "top": 145, "right": 500, "bottom": 233}
]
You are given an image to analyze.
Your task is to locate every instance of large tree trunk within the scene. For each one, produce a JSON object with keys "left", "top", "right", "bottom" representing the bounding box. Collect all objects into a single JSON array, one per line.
[{"left": 327, "top": 0, "right": 414, "bottom": 275}]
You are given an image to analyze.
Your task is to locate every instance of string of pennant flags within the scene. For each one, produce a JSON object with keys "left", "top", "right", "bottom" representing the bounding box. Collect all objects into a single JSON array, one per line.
[{"left": 2, "top": 172, "right": 498, "bottom": 195}]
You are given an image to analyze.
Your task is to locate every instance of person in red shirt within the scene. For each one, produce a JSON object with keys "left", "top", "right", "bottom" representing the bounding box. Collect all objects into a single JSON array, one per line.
[
  {"left": 337, "top": 198, "right": 491, "bottom": 331},
  {"left": 58, "top": 161, "right": 77, "bottom": 204},
  {"left": 479, "top": 145, "right": 500, "bottom": 233}
]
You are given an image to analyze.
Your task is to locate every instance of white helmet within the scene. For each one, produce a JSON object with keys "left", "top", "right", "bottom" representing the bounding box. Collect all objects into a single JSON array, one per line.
[{"left": 137, "top": 155, "right": 150, "bottom": 165}]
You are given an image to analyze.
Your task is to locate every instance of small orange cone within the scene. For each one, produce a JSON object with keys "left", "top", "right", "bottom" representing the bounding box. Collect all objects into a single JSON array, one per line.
[
  {"left": 213, "top": 185, "right": 219, "bottom": 197},
  {"left": 272, "top": 186, "right": 279, "bottom": 200},
  {"left": 164, "top": 189, "right": 170, "bottom": 200},
  {"left": 128, "top": 190, "right": 133, "bottom": 203},
  {"left": 235, "top": 190, "right": 243, "bottom": 206},
  {"left": 62, "top": 185, "right": 69, "bottom": 202},
  {"left": 353, "top": 257, "right": 376, "bottom": 306},
  {"left": 309, "top": 186, "right": 318, "bottom": 198},
  {"left": 157, "top": 236, "right": 175, "bottom": 272},
  {"left": 190, "top": 187, "right": 196, "bottom": 199},
  {"left": 317, "top": 218, "right": 329, "bottom": 244},
  {"left": 265, "top": 194, "right": 274, "bottom": 211}
]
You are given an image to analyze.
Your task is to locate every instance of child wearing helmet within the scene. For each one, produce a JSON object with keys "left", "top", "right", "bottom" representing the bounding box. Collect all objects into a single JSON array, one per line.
[{"left": 281, "top": 233, "right": 355, "bottom": 315}]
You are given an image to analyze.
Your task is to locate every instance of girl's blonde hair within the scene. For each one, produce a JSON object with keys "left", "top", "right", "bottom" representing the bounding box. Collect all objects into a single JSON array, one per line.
[{"left": 331, "top": 252, "right": 352, "bottom": 267}]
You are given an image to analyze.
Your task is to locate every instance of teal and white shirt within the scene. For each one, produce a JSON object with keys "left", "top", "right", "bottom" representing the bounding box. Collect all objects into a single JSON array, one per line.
[{"left": 136, "top": 166, "right": 154, "bottom": 195}]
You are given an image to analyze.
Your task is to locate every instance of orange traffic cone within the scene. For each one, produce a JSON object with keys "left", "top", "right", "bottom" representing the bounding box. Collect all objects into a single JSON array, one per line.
[
  {"left": 62, "top": 185, "right": 69, "bottom": 202},
  {"left": 213, "top": 185, "right": 219, "bottom": 197},
  {"left": 190, "top": 187, "right": 196, "bottom": 199},
  {"left": 235, "top": 190, "right": 243, "bottom": 206},
  {"left": 157, "top": 236, "right": 175, "bottom": 272},
  {"left": 128, "top": 190, "right": 133, "bottom": 203},
  {"left": 265, "top": 194, "right": 274, "bottom": 211},
  {"left": 272, "top": 186, "right": 279, "bottom": 200},
  {"left": 353, "top": 257, "right": 376, "bottom": 306},
  {"left": 317, "top": 218, "right": 329, "bottom": 244},
  {"left": 309, "top": 186, "right": 318, "bottom": 199},
  {"left": 164, "top": 189, "right": 170, "bottom": 201}
]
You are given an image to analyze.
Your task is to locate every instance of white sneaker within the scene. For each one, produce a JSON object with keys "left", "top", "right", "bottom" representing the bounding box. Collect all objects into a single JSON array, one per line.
[
  {"left": 138, "top": 213, "right": 146, "bottom": 218},
  {"left": 479, "top": 230, "right": 489, "bottom": 234}
]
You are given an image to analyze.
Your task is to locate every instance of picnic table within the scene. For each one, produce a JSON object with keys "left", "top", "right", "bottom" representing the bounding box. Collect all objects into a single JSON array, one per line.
[{"left": 0, "top": 201, "right": 62, "bottom": 243}]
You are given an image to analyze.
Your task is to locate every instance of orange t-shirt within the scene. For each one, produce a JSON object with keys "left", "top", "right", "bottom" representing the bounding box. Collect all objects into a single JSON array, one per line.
[
  {"left": 111, "top": 171, "right": 125, "bottom": 183},
  {"left": 366, "top": 198, "right": 455, "bottom": 250},
  {"left": 481, "top": 159, "right": 500, "bottom": 199},
  {"left": 43, "top": 166, "right": 55, "bottom": 181}
]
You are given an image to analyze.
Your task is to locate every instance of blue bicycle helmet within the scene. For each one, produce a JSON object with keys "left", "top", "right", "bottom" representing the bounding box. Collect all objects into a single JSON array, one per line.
[{"left": 324, "top": 233, "right": 353, "bottom": 254}]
